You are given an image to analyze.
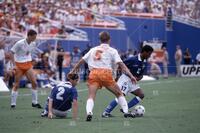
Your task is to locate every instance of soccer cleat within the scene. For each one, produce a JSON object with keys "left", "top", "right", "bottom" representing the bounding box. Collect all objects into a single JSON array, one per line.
[
  {"left": 120, "top": 108, "right": 124, "bottom": 113},
  {"left": 32, "top": 103, "right": 42, "bottom": 109},
  {"left": 124, "top": 113, "right": 135, "bottom": 118},
  {"left": 86, "top": 113, "right": 93, "bottom": 122},
  {"left": 11, "top": 105, "right": 16, "bottom": 109},
  {"left": 41, "top": 110, "right": 48, "bottom": 117},
  {"left": 102, "top": 112, "right": 114, "bottom": 118}
]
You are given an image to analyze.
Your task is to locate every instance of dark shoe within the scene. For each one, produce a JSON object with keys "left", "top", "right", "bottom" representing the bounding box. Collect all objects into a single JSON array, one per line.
[
  {"left": 32, "top": 103, "right": 42, "bottom": 109},
  {"left": 86, "top": 113, "right": 93, "bottom": 121},
  {"left": 120, "top": 109, "right": 124, "bottom": 113},
  {"left": 41, "top": 110, "right": 48, "bottom": 117},
  {"left": 102, "top": 112, "right": 113, "bottom": 118},
  {"left": 124, "top": 113, "right": 135, "bottom": 118},
  {"left": 11, "top": 105, "right": 16, "bottom": 109}
]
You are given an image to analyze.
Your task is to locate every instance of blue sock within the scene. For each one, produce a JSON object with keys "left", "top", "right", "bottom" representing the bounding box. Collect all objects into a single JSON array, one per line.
[
  {"left": 44, "top": 99, "right": 49, "bottom": 112},
  {"left": 128, "top": 97, "right": 140, "bottom": 109},
  {"left": 104, "top": 99, "right": 118, "bottom": 113}
]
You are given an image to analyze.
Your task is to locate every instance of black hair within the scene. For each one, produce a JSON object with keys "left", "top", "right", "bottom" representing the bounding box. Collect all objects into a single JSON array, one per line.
[
  {"left": 27, "top": 29, "right": 37, "bottom": 36},
  {"left": 141, "top": 45, "right": 154, "bottom": 53}
]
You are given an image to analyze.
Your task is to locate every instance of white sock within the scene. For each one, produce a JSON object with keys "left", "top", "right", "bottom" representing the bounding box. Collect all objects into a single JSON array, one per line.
[
  {"left": 117, "top": 96, "right": 128, "bottom": 114},
  {"left": 86, "top": 98, "right": 94, "bottom": 115},
  {"left": 136, "top": 96, "right": 142, "bottom": 102},
  {"left": 31, "top": 89, "right": 38, "bottom": 104},
  {"left": 11, "top": 90, "right": 18, "bottom": 106}
]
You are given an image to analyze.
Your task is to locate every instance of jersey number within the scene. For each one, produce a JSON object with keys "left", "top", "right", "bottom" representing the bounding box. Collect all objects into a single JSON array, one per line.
[
  {"left": 56, "top": 87, "right": 65, "bottom": 101},
  {"left": 121, "top": 86, "right": 127, "bottom": 91},
  {"left": 94, "top": 50, "right": 103, "bottom": 60}
]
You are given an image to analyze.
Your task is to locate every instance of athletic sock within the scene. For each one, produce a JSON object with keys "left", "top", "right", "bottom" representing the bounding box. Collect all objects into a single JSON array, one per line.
[
  {"left": 117, "top": 96, "right": 128, "bottom": 114},
  {"left": 31, "top": 89, "right": 38, "bottom": 104},
  {"left": 128, "top": 96, "right": 142, "bottom": 109},
  {"left": 86, "top": 98, "right": 94, "bottom": 115},
  {"left": 11, "top": 90, "right": 18, "bottom": 106},
  {"left": 104, "top": 98, "right": 118, "bottom": 113}
]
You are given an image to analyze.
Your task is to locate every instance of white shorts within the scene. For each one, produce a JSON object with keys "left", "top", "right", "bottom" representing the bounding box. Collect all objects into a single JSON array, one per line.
[
  {"left": 52, "top": 109, "right": 70, "bottom": 117},
  {"left": 117, "top": 74, "right": 140, "bottom": 95}
]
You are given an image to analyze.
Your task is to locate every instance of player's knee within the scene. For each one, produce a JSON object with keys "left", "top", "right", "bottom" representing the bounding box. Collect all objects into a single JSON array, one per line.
[
  {"left": 139, "top": 93, "right": 144, "bottom": 99},
  {"left": 32, "top": 81, "right": 37, "bottom": 89},
  {"left": 115, "top": 91, "right": 123, "bottom": 97}
]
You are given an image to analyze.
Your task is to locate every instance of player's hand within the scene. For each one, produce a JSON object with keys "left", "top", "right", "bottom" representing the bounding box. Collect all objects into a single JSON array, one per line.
[
  {"left": 48, "top": 112, "right": 53, "bottom": 119},
  {"left": 130, "top": 76, "right": 137, "bottom": 84}
]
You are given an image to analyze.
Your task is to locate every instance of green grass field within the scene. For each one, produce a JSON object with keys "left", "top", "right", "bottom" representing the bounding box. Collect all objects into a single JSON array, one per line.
[{"left": 0, "top": 77, "right": 200, "bottom": 133}]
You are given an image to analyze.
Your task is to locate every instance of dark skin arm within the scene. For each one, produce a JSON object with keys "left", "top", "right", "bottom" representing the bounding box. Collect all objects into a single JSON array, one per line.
[{"left": 117, "top": 62, "right": 137, "bottom": 83}]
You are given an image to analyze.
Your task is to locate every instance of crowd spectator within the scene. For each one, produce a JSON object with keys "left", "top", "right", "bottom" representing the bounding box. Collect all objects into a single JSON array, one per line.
[
  {"left": 1, "top": 0, "right": 199, "bottom": 38},
  {"left": 0, "top": 41, "right": 5, "bottom": 77},
  {"left": 81, "top": 44, "right": 91, "bottom": 81},
  {"left": 196, "top": 51, "right": 200, "bottom": 64},
  {"left": 162, "top": 46, "right": 169, "bottom": 78},
  {"left": 183, "top": 48, "right": 192, "bottom": 64},
  {"left": 70, "top": 46, "right": 81, "bottom": 68},
  {"left": 56, "top": 42, "right": 65, "bottom": 81},
  {"left": 174, "top": 45, "right": 182, "bottom": 77}
]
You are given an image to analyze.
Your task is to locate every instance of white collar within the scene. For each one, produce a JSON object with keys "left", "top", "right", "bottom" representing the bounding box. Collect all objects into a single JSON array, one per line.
[{"left": 138, "top": 53, "right": 147, "bottom": 62}]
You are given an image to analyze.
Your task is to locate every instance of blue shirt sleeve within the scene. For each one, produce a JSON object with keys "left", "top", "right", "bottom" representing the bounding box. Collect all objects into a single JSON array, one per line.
[{"left": 49, "top": 87, "right": 57, "bottom": 99}]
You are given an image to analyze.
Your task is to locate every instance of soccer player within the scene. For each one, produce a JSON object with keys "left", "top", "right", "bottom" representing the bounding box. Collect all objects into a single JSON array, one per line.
[
  {"left": 41, "top": 73, "right": 79, "bottom": 120},
  {"left": 10, "top": 29, "right": 42, "bottom": 109},
  {"left": 102, "top": 45, "right": 153, "bottom": 117},
  {"left": 70, "top": 31, "right": 136, "bottom": 121}
]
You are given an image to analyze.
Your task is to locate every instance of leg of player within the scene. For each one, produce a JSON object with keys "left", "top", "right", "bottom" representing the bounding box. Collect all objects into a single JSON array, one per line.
[
  {"left": 10, "top": 69, "right": 23, "bottom": 108},
  {"left": 86, "top": 84, "right": 98, "bottom": 121},
  {"left": 41, "top": 99, "right": 49, "bottom": 117},
  {"left": 128, "top": 89, "right": 144, "bottom": 109},
  {"left": 106, "top": 83, "right": 134, "bottom": 118},
  {"left": 102, "top": 98, "right": 118, "bottom": 117},
  {"left": 25, "top": 68, "right": 42, "bottom": 108}
]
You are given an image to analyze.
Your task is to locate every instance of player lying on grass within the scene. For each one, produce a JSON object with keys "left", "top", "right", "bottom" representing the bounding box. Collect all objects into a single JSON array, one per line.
[
  {"left": 41, "top": 73, "right": 79, "bottom": 120},
  {"left": 102, "top": 45, "right": 153, "bottom": 117}
]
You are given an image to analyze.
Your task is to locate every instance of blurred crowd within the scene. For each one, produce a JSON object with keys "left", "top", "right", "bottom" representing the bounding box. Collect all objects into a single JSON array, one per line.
[{"left": 0, "top": 0, "right": 199, "bottom": 37}]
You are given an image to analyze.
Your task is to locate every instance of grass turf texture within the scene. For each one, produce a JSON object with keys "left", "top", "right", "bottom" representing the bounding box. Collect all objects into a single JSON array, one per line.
[{"left": 0, "top": 77, "right": 200, "bottom": 133}]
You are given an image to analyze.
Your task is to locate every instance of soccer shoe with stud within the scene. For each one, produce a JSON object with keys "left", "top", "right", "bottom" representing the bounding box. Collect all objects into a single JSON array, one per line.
[
  {"left": 41, "top": 110, "right": 48, "bottom": 117},
  {"left": 124, "top": 113, "right": 135, "bottom": 118},
  {"left": 32, "top": 103, "right": 42, "bottom": 109},
  {"left": 10, "top": 105, "right": 16, "bottom": 109},
  {"left": 102, "top": 112, "right": 114, "bottom": 118},
  {"left": 120, "top": 108, "right": 124, "bottom": 113},
  {"left": 86, "top": 113, "right": 93, "bottom": 122}
]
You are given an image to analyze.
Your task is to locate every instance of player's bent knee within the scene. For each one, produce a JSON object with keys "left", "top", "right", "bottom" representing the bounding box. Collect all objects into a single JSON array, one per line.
[
  {"left": 32, "top": 82, "right": 37, "bottom": 89},
  {"left": 139, "top": 93, "right": 144, "bottom": 99}
]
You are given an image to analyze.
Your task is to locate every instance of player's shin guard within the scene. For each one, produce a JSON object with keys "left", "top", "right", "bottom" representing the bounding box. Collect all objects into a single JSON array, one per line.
[
  {"left": 104, "top": 98, "right": 118, "bottom": 113},
  {"left": 31, "top": 89, "right": 38, "bottom": 104},
  {"left": 11, "top": 90, "right": 18, "bottom": 106},
  {"left": 128, "top": 96, "right": 141, "bottom": 109},
  {"left": 117, "top": 96, "right": 128, "bottom": 114},
  {"left": 86, "top": 98, "right": 94, "bottom": 115}
]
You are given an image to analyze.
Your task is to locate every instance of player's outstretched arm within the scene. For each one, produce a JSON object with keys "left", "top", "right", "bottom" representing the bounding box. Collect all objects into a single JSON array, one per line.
[
  {"left": 118, "top": 62, "right": 137, "bottom": 83},
  {"left": 72, "top": 99, "right": 78, "bottom": 120},
  {"left": 48, "top": 99, "right": 53, "bottom": 119},
  {"left": 70, "top": 58, "right": 86, "bottom": 74}
]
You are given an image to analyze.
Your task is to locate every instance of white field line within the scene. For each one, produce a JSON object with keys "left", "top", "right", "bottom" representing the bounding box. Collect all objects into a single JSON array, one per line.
[
  {"left": 0, "top": 88, "right": 88, "bottom": 98},
  {"left": 0, "top": 78, "right": 199, "bottom": 98}
]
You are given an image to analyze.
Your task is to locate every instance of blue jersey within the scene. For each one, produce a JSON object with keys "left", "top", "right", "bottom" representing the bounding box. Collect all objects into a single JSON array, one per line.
[
  {"left": 123, "top": 54, "right": 147, "bottom": 79},
  {"left": 49, "top": 81, "right": 78, "bottom": 111}
]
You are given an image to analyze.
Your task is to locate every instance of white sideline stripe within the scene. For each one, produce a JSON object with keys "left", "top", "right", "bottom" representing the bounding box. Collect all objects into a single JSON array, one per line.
[
  {"left": 141, "top": 78, "right": 199, "bottom": 86},
  {"left": 0, "top": 78, "right": 198, "bottom": 98},
  {"left": 0, "top": 78, "right": 9, "bottom": 92},
  {"left": 0, "top": 88, "right": 88, "bottom": 98}
]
